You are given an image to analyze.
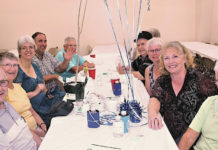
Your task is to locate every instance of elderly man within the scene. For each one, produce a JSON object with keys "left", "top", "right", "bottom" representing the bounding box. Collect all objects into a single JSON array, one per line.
[
  {"left": 32, "top": 32, "right": 73, "bottom": 98},
  {"left": 0, "top": 68, "right": 37, "bottom": 149},
  {"left": 178, "top": 62, "right": 218, "bottom": 150},
  {"left": 55, "top": 36, "right": 95, "bottom": 81}
]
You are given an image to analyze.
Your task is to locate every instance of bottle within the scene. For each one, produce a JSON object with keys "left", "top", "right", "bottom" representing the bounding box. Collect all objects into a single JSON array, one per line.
[
  {"left": 113, "top": 116, "right": 124, "bottom": 137},
  {"left": 120, "top": 111, "right": 130, "bottom": 133},
  {"left": 84, "top": 66, "right": 88, "bottom": 76}
]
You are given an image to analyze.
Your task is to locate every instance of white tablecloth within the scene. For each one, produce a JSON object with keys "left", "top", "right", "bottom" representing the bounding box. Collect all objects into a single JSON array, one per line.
[
  {"left": 39, "top": 45, "right": 178, "bottom": 150},
  {"left": 182, "top": 42, "right": 218, "bottom": 61}
]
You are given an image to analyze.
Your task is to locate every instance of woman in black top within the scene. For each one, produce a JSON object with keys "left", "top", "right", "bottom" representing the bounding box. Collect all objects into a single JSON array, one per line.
[{"left": 148, "top": 41, "right": 217, "bottom": 143}]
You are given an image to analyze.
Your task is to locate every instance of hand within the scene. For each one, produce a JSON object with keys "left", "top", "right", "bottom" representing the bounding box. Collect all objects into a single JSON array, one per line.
[
  {"left": 54, "top": 74, "right": 60, "bottom": 80},
  {"left": 32, "top": 128, "right": 46, "bottom": 137},
  {"left": 63, "top": 46, "right": 75, "bottom": 61},
  {"left": 47, "top": 94, "right": 54, "bottom": 99},
  {"left": 116, "top": 64, "right": 125, "bottom": 74},
  {"left": 88, "top": 63, "right": 95, "bottom": 68},
  {"left": 40, "top": 123, "right": 47, "bottom": 135},
  {"left": 133, "top": 71, "right": 144, "bottom": 80},
  {"left": 27, "top": 91, "right": 37, "bottom": 99},
  {"left": 37, "top": 84, "right": 45, "bottom": 92},
  {"left": 148, "top": 113, "right": 163, "bottom": 130}
]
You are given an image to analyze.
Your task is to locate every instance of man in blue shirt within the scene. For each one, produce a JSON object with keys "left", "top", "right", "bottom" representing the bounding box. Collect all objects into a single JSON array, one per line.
[{"left": 56, "top": 37, "right": 95, "bottom": 81}]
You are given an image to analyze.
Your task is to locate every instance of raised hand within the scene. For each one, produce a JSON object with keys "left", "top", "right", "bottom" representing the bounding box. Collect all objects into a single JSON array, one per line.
[
  {"left": 63, "top": 46, "right": 76, "bottom": 61},
  {"left": 88, "top": 63, "right": 95, "bottom": 68}
]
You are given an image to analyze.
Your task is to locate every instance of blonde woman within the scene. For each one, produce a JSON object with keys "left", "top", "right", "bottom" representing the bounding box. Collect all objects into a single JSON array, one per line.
[{"left": 148, "top": 41, "right": 217, "bottom": 143}]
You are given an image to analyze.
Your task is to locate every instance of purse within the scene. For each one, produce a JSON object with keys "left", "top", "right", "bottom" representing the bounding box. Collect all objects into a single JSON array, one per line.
[{"left": 46, "top": 100, "right": 74, "bottom": 128}]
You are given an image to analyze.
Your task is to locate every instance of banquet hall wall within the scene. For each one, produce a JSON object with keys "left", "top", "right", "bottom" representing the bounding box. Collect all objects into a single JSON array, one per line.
[{"left": 0, "top": 0, "right": 217, "bottom": 55}]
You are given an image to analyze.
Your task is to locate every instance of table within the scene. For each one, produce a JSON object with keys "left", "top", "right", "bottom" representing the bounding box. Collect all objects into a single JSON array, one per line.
[
  {"left": 39, "top": 45, "right": 178, "bottom": 150},
  {"left": 182, "top": 42, "right": 218, "bottom": 61}
]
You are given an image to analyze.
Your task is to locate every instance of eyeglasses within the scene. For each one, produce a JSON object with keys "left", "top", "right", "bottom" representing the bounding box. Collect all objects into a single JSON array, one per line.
[
  {"left": 148, "top": 49, "right": 161, "bottom": 53},
  {"left": 21, "top": 46, "right": 34, "bottom": 51},
  {"left": 1, "top": 64, "right": 19, "bottom": 68},
  {"left": 67, "top": 44, "right": 78, "bottom": 47},
  {"left": 0, "top": 80, "right": 9, "bottom": 87}
]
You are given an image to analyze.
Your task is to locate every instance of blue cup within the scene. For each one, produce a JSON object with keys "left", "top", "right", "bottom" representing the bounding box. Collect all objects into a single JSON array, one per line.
[
  {"left": 130, "top": 107, "right": 142, "bottom": 123},
  {"left": 87, "top": 110, "right": 100, "bottom": 128},
  {"left": 113, "top": 82, "right": 121, "bottom": 96}
]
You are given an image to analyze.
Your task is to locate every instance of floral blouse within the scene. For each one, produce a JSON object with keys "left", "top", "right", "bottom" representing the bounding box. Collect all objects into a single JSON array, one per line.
[{"left": 150, "top": 68, "right": 218, "bottom": 140}]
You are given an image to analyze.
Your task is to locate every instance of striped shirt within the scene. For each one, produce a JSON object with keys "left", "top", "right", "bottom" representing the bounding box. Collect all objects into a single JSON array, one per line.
[{"left": 0, "top": 101, "right": 37, "bottom": 150}]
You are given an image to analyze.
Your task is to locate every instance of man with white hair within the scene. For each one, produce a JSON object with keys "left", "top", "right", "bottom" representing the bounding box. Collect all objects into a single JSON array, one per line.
[
  {"left": 55, "top": 36, "right": 95, "bottom": 81},
  {"left": 178, "top": 61, "right": 218, "bottom": 150}
]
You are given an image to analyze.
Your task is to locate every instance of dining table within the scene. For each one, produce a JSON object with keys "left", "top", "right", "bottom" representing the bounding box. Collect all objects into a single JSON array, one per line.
[{"left": 39, "top": 44, "right": 178, "bottom": 150}]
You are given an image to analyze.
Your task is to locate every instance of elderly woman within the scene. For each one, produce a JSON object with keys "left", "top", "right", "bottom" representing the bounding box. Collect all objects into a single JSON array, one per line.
[
  {"left": 0, "top": 68, "right": 37, "bottom": 149},
  {"left": 14, "top": 35, "right": 59, "bottom": 123},
  {"left": 178, "top": 62, "right": 218, "bottom": 150},
  {"left": 148, "top": 41, "right": 217, "bottom": 143},
  {"left": 144, "top": 38, "right": 163, "bottom": 95},
  {"left": 0, "top": 52, "right": 46, "bottom": 146}
]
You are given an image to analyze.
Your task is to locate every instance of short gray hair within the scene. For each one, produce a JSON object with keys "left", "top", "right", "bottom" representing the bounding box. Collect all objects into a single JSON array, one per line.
[
  {"left": 146, "top": 38, "right": 163, "bottom": 52},
  {"left": 64, "top": 37, "right": 76, "bottom": 45},
  {"left": 147, "top": 28, "right": 161, "bottom": 38},
  {"left": 17, "top": 35, "right": 36, "bottom": 52},
  {"left": 0, "top": 52, "right": 18, "bottom": 65},
  {"left": 0, "top": 68, "right": 8, "bottom": 80}
]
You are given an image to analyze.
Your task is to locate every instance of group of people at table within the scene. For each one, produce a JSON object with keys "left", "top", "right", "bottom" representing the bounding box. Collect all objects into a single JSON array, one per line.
[
  {"left": 0, "top": 29, "right": 218, "bottom": 150},
  {"left": 117, "top": 29, "right": 218, "bottom": 149},
  {"left": 0, "top": 32, "right": 94, "bottom": 149}
]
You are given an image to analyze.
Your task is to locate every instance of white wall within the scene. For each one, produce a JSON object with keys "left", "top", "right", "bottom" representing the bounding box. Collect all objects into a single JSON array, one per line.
[
  {"left": 0, "top": 0, "right": 213, "bottom": 55},
  {"left": 196, "top": 0, "right": 218, "bottom": 44},
  {"left": 210, "top": 0, "right": 218, "bottom": 44}
]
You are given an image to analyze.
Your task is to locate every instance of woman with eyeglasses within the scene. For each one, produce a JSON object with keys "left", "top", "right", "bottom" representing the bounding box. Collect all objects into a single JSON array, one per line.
[
  {"left": 0, "top": 68, "right": 37, "bottom": 149},
  {"left": 0, "top": 52, "right": 46, "bottom": 147},
  {"left": 148, "top": 41, "right": 218, "bottom": 144},
  {"left": 144, "top": 38, "right": 163, "bottom": 95},
  {"left": 13, "top": 35, "right": 59, "bottom": 124}
]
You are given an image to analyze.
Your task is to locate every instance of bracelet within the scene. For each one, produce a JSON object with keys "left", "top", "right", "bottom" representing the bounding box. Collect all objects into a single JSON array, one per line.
[
  {"left": 39, "top": 123, "right": 47, "bottom": 133},
  {"left": 39, "top": 122, "right": 46, "bottom": 128}
]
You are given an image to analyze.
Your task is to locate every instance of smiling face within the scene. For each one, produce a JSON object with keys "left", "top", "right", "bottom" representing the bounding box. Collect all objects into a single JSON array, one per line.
[
  {"left": 163, "top": 47, "right": 186, "bottom": 75},
  {"left": 19, "top": 42, "right": 35, "bottom": 60},
  {"left": 64, "top": 40, "right": 77, "bottom": 53},
  {"left": 0, "top": 69, "right": 8, "bottom": 103},
  {"left": 136, "top": 38, "right": 148, "bottom": 57},
  {"left": 1, "top": 58, "right": 18, "bottom": 82},
  {"left": 148, "top": 45, "right": 161, "bottom": 63},
  {"left": 34, "top": 34, "right": 47, "bottom": 55}
]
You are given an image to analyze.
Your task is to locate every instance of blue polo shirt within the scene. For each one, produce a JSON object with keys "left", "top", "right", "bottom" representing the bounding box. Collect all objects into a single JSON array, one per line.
[{"left": 55, "top": 49, "right": 86, "bottom": 81}]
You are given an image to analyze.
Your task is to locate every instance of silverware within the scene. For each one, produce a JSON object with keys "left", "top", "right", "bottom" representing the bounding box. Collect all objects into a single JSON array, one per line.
[{"left": 91, "top": 144, "right": 121, "bottom": 149}]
